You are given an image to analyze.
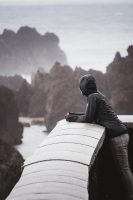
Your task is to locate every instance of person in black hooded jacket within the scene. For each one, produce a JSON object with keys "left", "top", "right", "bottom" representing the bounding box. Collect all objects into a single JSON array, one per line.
[{"left": 65, "top": 74, "right": 133, "bottom": 200}]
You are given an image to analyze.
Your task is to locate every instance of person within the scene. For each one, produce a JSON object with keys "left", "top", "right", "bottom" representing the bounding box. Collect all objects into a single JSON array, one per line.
[{"left": 65, "top": 74, "right": 133, "bottom": 200}]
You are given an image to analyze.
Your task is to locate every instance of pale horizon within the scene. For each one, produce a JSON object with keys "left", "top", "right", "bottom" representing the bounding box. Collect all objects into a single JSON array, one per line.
[{"left": 0, "top": 0, "right": 132, "bottom": 5}]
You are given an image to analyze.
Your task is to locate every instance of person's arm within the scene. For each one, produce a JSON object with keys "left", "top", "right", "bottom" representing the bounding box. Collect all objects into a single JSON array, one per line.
[
  {"left": 69, "top": 112, "right": 84, "bottom": 115},
  {"left": 65, "top": 94, "right": 96, "bottom": 123}
]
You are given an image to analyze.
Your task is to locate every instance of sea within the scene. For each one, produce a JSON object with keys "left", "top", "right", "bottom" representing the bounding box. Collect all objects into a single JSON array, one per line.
[
  {"left": 15, "top": 117, "right": 48, "bottom": 159},
  {"left": 0, "top": 3, "right": 133, "bottom": 72}
]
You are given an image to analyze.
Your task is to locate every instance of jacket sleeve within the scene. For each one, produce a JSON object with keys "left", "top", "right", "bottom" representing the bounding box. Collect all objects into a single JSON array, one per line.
[
  {"left": 69, "top": 112, "right": 84, "bottom": 115},
  {"left": 76, "top": 94, "right": 96, "bottom": 123},
  {"left": 65, "top": 94, "right": 97, "bottom": 123}
]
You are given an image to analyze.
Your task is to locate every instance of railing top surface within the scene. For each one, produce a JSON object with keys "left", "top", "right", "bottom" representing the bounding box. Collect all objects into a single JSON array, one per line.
[
  {"left": 118, "top": 115, "right": 133, "bottom": 128},
  {"left": 7, "top": 120, "right": 105, "bottom": 200}
]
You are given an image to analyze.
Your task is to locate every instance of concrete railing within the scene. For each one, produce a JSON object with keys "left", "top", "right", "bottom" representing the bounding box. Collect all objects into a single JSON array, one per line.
[{"left": 6, "top": 120, "right": 105, "bottom": 200}]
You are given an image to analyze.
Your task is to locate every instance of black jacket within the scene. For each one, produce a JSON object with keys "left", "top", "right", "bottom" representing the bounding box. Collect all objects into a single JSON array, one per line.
[{"left": 65, "top": 75, "right": 127, "bottom": 137}]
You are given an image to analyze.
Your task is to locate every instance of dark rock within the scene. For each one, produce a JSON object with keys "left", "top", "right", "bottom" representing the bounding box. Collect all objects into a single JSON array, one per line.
[
  {"left": 45, "top": 63, "right": 84, "bottom": 131},
  {"left": 0, "top": 74, "right": 25, "bottom": 91},
  {"left": 0, "top": 85, "right": 23, "bottom": 145},
  {"left": 17, "top": 26, "right": 40, "bottom": 39},
  {"left": 43, "top": 32, "right": 59, "bottom": 46},
  {"left": 127, "top": 45, "right": 133, "bottom": 58},
  {"left": 0, "top": 139, "right": 24, "bottom": 200},
  {"left": 21, "top": 122, "right": 31, "bottom": 127},
  {"left": 113, "top": 51, "right": 122, "bottom": 63},
  {"left": 16, "top": 80, "right": 34, "bottom": 116},
  {"left": 29, "top": 89, "right": 47, "bottom": 117},
  {"left": 0, "top": 85, "right": 24, "bottom": 199},
  {"left": 0, "top": 26, "right": 67, "bottom": 75},
  {"left": 106, "top": 45, "right": 133, "bottom": 114}
]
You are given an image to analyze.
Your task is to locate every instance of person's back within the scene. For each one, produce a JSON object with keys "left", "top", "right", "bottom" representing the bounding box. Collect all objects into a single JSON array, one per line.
[{"left": 90, "top": 92, "right": 127, "bottom": 137}]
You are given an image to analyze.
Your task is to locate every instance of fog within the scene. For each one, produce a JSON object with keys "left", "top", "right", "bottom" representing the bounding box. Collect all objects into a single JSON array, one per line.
[{"left": 0, "top": 0, "right": 132, "bottom": 5}]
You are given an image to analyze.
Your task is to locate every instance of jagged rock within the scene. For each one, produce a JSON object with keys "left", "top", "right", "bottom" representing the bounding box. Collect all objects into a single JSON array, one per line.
[
  {"left": 0, "top": 139, "right": 24, "bottom": 200},
  {"left": 0, "top": 85, "right": 24, "bottom": 199},
  {"left": 127, "top": 45, "right": 133, "bottom": 58},
  {"left": 45, "top": 63, "right": 85, "bottom": 131},
  {"left": 0, "top": 75, "right": 33, "bottom": 116},
  {"left": 113, "top": 51, "right": 122, "bottom": 63},
  {"left": 0, "top": 75, "right": 25, "bottom": 91},
  {"left": 28, "top": 88, "right": 47, "bottom": 117},
  {"left": 0, "top": 26, "right": 67, "bottom": 75},
  {"left": 2, "top": 29, "right": 16, "bottom": 39},
  {"left": 106, "top": 45, "right": 133, "bottom": 114},
  {"left": 0, "top": 85, "right": 23, "bottom": 145},
  {"left": 15, "top": 80, "right": 34, "bottom": 116}
]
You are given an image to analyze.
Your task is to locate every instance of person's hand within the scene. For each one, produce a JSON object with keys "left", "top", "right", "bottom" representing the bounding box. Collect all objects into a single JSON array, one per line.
[{"left": 65, "top": 113, "right": 78, "bottom": 122}]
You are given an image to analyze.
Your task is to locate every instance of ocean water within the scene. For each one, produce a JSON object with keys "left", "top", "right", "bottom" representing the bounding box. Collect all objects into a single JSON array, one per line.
[
  {"left": 15, "top": 125, "right": 47, "bottom": 159},
  {"left": 0, "top": 4, "right": 133, "bottom": 72}
]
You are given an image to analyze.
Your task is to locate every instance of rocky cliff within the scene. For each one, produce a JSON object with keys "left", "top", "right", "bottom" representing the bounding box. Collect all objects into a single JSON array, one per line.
[
  {"left": 15, "top": 80, "right": 34, "bottom": 116},
  {"left": 0, "top": 139, "right": 24, "bottom": 200},
  {"left": 0, "top": 85, "right": 23, "bottom": 145},
  {"left": 30, "top": 45, "right": 133, "bottom": 131},
  {"left": 0, "top": 75, "right": 25, "bottom": 91},
  {"left": 0, "top": 86, "right": 24, "bottom": 199},
  {"left": 106, "top": 45, "right": 133, "bottom": 114},
  {"left": 0, "top": 26, "right": 67, "bottom": 75}
]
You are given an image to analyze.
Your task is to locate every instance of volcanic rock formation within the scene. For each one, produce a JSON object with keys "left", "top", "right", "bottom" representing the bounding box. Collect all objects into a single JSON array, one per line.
[
  {"left": 0, "top": 85, "right": 23, "bottom": 145},
  {"left": 0, "top": 26, "right": 67, "bottom": 75}
]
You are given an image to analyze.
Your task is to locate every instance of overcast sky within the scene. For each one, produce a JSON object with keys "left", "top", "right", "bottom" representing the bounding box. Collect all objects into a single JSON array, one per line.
[{"left": 0, "top": 0, "right": 132, "bottom": 5}]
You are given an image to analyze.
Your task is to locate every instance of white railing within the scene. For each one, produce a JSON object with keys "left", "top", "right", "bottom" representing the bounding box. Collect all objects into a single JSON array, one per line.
[{"left": 7, "top": 120, "right": 105, "bottom": 200}]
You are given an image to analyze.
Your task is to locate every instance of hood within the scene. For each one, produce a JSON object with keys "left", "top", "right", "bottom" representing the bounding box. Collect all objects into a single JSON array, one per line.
[{"left": 79, "top": 74, "right": 97, "bottom": 96}]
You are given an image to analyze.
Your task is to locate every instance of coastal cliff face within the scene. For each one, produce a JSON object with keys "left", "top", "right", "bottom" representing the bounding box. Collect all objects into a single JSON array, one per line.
[
  {"left": 43, "top": 64, "right": 85, "bottom": 132},
  {"left": 0, "top": 139, "right": 24, "bottom": 200},
  {"left": 0, "top": 75, "right": 25, "bottom": 91},
  {"left": 15, "top": 80, "right": 34, "bottom": 116},
  {"left": 106, "top": 45, "right": 133, "bottom": 114},
  {"left": 0, "top": 86, "right": 24, "bottom": 199},
  {"left": 0, "top": 85, "right": 23, "bottom": 145},
  {"left": 0, "top": 26, "right": 67, "bottom": 75}
]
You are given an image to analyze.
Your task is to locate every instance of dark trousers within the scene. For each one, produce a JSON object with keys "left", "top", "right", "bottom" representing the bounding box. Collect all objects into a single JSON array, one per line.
[{"left": 109, "top": 133, "right": 133, "bottom": 200}]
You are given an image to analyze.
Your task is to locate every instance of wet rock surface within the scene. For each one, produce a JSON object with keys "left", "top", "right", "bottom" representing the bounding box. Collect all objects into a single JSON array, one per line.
[
  {"left": 0, "top": 86, "right": 24, "bottom": 199},
  {"left": 0, "top": 85, "right": 23, "bottom": 145},
  {"left": 0, "top": 139, "right": 24, "bottom": 200}
]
